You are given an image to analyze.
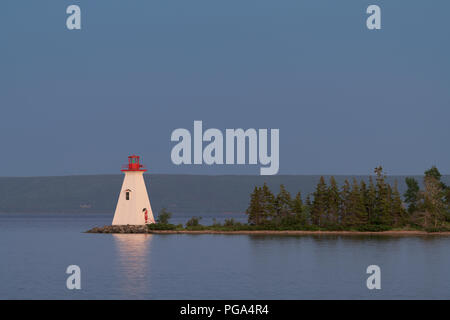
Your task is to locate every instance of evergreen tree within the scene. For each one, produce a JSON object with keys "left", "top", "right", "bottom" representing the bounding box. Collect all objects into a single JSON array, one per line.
[
  {"left": 424, "top": 166, "right": 449, "bottom": 225},
  {"left": 290, "top": 192, "right": 307, "bottom": 225},
  {"left": 374, "top": 166, "right": 392, "bottom": 225},
  {"left": 261, "top": 183, "right": 276, "bottom": 223},
  {"left": 422, "top": 174, "right": 446, "bottom": 229},
  {"left": 311, "top": 176, "right": 328, "bottom": 227},
  {"left": 327, "top": 176, "right": 341, "bottom": 226},
  {"left": 305, "top": 194, "right": 312, "bottom": 207},
  {"left": 340, "top": 179, "right": 352, "bottom": 226},
  {"left": 304, "top": 194, "right": 312, "bottom": 225},
  {"left": 404, "top": 177, "right": 420, "bottom": 214},
  {"left": 276, "top": 185, "right": 292, "bottom": 218},
  {"left": 360, "top": 180, "right": 367, "bottom": 200},
  {"left": 446, "top": 188, "right": 450, "bottom": 214},
  {"left": 344, "top": 178, "right": 367, "bottom": 227},
  {"left": 246, "top": 186, "right": 263, "bottom": 225},
  {"left": 391, "top": 180, "right": 406, "bottom": 227},
  {"left": 425, "top": 166, "right": 442, "bottom": 182},
  {"left": 355, "top": 178, "right": 368, "bottom": 225},
  {"left": 365, "top": 176, "right": 377, "bottom": 224},
  {"left": 290, "top": 192, "right": 303, "bottom": 215},
  {"left": 360, "top": 180, "right": 368, "bottom": 224},
  {"left": 383, "top": 184, "right": 393, "bottom": 226}
]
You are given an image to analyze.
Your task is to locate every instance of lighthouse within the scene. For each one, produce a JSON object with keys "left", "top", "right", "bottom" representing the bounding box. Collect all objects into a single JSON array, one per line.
[{"left": 112, "top": 155, "right": 155, "bottom": 225}]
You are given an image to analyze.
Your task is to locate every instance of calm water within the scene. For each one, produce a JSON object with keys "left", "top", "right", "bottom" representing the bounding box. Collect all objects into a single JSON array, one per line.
[{"left": 1, "top": 212, "right": 450, "bottom": 299}]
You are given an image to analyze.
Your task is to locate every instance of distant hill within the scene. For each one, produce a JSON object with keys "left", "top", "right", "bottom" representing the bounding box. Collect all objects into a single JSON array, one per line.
[{"left": 0, "top": 174, "right": 448, "bottom": 214}]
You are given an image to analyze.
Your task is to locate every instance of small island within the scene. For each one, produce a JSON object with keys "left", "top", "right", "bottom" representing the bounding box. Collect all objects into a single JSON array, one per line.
[{"left": 87, "top": 166, "right": 450, "bottom": 235}]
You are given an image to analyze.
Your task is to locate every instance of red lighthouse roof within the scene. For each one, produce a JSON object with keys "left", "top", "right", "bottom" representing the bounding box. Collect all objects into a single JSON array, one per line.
[{"left": 121, "top": 155, "right": 147, "bottom": 172}]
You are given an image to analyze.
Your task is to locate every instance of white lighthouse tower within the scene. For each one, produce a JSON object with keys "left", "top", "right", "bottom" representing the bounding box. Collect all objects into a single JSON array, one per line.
[{"left": 112, "top": 155, "right": 155, "bottom": 225}]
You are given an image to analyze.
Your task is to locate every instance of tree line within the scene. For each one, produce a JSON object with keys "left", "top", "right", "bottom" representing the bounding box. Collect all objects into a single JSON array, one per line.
[{"left": 246, "top": 166, "right": 450, "bottom": 231}]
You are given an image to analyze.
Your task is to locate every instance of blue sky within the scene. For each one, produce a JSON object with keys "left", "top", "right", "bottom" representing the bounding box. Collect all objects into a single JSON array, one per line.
[{"left": 1, "top": 0, "right": 449, "bottom": 176}]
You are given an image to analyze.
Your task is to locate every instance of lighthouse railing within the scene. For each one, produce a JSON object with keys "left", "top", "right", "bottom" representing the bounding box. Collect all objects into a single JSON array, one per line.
[{"left": 121, "top": 164, "right": 147, "bottom": 171}]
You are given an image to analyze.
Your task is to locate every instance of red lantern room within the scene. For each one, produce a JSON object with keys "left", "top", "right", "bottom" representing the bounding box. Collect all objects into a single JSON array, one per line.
[{"left": 121, "top": 155, "right": 147, "bottom": 172}]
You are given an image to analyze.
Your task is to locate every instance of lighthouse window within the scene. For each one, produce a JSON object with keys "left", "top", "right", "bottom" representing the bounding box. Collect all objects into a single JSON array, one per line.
[{"left": 126, "top": 192, "right": 130, "bottom": 200}]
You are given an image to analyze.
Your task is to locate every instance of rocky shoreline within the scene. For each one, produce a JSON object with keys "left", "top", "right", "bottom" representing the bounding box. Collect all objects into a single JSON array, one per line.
[
  {"left": 85, "top": 225, "right": 450, "bottom": 236},
  {"left": 86, "top": 225, "right": 151, "bottom": 234}
]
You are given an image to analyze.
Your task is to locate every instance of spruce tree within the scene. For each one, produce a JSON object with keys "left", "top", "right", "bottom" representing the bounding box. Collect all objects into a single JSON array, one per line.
[
  {"left": 446, "top": 188, "right": 450, "bottom": 216},
  {"left": 340, "top": 179, "right": 352, "bottom": 227},
  {"left": 360, "top": 180, "right": 367, "bottom": 199},
  {"left": 422, "top": 175, "right": 446, "bottom": 229},
  {"left": 391, "top": 180, "right": 406, "bottom": 227},
  {"left": 383, "top": 184, "right": 393, "bottom": 226},
  {"left": 291, "top": 192, "right": 306, "bottom": 225},
  {"left": 404, "top": 177, "right": 420, "bottom": 214},
  {"left": 261, "top": 183, "right": 276, "bottom": 223},
  {"left": 304, "top": 194, "right": 312, "bottom": 226},
  {"left": 374, "top": 166, "right": 391, "bottom": 225},
  {"left": 355, "top": 178, "right": 368, "bottom": 226},
  {"left": 425, "top": 166, "right": 442, "bottom": 182},
  {"left": 327, "top": 176, "right": 341, "bottom": 226},
  {"left": 305, "top": 194, "right": 312, "bottom": 207},
  {"left": 366, "top": 176, "right": 377, "bottom": 224},
  {"left": 291, "top": 192, "right": 303, "bottom": 215},
  {"left": 344, "top": 178, "right": 367, "bottom": 227},
  {"left": 360, "top": 180, "right": 368, "bottom": 222},
  {"left": 276, "top": 184, "right": 292, "bottom": 218},
  {"left": 311, "top": 176, "right": 328, "bottom": 227},
  {"left": 424, "top": 166, "right": 449, "bottom": 222},
  {"left": 246, "top": 186, "right": 263, "bottom": 225}
]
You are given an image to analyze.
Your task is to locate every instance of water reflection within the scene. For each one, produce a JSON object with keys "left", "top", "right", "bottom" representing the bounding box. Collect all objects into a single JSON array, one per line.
[{"left": 113, "top": 234, "right": 153, "bottom": 298}]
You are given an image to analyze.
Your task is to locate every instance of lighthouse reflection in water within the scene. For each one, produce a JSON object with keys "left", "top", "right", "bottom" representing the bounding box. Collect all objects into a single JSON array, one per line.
[{"left": 113, "top": 234, "right": 153, "bottom": 298}]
